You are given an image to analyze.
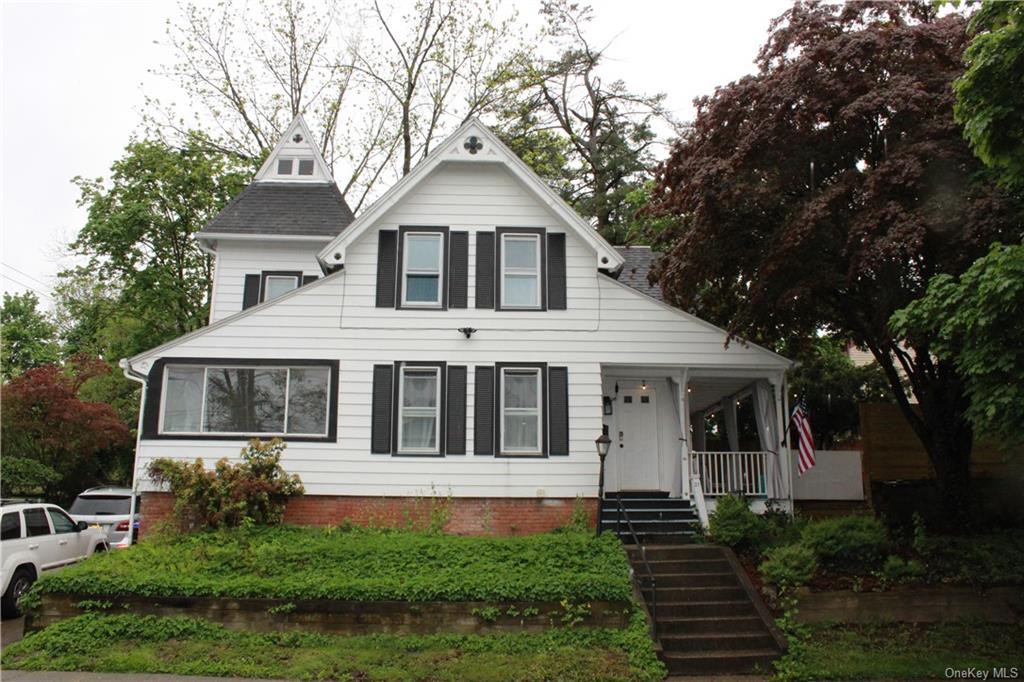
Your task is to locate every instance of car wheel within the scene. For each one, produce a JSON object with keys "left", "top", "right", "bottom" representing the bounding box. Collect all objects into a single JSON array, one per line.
[{"left": 2, "top": 567, "right": 35, "bottom": 618}]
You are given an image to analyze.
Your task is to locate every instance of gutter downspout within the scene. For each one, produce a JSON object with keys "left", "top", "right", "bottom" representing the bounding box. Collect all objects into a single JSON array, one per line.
[{"left": 119, "top": 358, "right": 148, "bottom": 543}]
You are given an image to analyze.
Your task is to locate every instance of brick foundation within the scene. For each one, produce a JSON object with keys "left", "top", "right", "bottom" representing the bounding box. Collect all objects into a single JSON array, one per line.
[{"left": 139, "top": 492, "right": 597, "bottom": 537}]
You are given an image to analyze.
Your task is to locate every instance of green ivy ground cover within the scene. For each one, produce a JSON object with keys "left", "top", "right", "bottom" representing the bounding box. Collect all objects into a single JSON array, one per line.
[
  {"left": 30, "top": 526, "right": 634, "bottom": 603},
  {"left": 1, "top": 611, "right": 665, "bottom": 681}
]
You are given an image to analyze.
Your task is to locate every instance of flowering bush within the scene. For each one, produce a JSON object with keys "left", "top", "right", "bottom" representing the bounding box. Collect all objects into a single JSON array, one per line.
[{"left": 147, "top": 439, "right": 303, "bottom": 532}]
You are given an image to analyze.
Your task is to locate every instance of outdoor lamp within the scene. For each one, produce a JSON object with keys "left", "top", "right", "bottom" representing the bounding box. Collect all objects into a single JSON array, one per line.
[{"left": 595, "top": 433, "right": 612, "bottom": 534}]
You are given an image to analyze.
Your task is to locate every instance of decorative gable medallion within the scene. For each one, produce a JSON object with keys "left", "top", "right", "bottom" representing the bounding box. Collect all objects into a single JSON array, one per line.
[{"left": 464, "top": 136, "right": 483, "bottom": 154}]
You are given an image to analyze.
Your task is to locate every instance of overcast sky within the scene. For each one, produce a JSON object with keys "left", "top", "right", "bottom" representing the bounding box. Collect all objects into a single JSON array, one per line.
[{"left": 0, "top": 0, "right": 791, "bottom": 307}]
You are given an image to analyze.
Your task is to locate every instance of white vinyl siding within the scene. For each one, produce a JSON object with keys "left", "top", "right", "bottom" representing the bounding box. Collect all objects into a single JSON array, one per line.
[
  {"left": 134, "top": 162, "right": 788, "bottom": 498},
  {"left": 208, "top": 241, "right": 325, "bottom": 322}
]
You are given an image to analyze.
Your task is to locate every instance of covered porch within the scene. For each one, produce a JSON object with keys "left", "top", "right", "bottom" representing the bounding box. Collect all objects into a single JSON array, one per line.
[{"left": 600, "top": 365, "right": 794, "bottom": 515}]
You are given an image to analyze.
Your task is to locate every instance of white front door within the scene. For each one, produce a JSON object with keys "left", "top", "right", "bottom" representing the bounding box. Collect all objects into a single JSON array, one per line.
[{"left": 614, "top": 384, "right": 661, "bottom": 490}]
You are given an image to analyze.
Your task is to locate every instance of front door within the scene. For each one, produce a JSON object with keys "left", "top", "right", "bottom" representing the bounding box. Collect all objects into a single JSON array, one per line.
[{"left": 615, "top": 384, "right": 661, "bottom": 490}]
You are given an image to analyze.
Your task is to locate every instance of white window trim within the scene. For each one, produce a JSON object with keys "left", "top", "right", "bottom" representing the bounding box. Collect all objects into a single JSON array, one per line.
[
  {"left": 500, "top": 367, "right": 543, "bottom": 455},
  {"left": 158, "top": 364, "right": 330, "bottom": 438},
  {"left": 396, "top": 366, "right": 442, "bottom": 454},
  {"left": 401, "top": 232, "right": 444, "bottom": 307},
  {"left": 262, "top": 274, "right": 300, "bottom": 302},
  {"left": 500, "top": 234, "right": 541, "bottom": 309}
]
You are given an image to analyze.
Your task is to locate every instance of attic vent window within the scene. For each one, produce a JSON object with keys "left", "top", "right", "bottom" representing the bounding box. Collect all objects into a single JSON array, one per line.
[
  {"left": 292, "top": 133, "right": 304, "bottom": 143},
  {"left": 277, "top": 159, "right": 293, "bottom": 175},
  {"left": 463, "top": 136, "right": 483, "bottom": 154},
  {"left": 298, "top": 159, "right": 314, "bottom": 175}
]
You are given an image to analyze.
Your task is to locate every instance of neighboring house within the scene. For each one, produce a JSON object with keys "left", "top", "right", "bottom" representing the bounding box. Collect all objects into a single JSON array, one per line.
[{"left": 122, "top": 117, "right": 796, "bottom": 534}]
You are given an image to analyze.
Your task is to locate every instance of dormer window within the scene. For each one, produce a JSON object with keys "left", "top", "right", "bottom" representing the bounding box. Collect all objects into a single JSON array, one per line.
[
  {"left": 401, "top": 232, "right": 444, "bottom": 307},
  {"left": 275, "top": 158, "right": 315, "bottom": 177}
]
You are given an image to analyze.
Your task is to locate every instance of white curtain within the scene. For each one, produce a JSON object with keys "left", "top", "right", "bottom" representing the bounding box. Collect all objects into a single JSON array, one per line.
[
  {"left": 691, "top": 411, "right": 706, "bottom": 451},
  {"left": 720, "top": 398, "right": 740, "bottom": 451},
  {"left": 752, "top": 379, "right": 787, "bottom": 499}
]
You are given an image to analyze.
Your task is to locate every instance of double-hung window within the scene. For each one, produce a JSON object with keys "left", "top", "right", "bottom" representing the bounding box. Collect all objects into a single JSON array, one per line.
[
  {"left": 402, "top": 232, "right": 444, "bottom": 306},
  {"left": 501, "top": 234, "right": 541, "bottom": 308},
  {"left": 159, "top": 363, "right": 332, "bottom": 438},
  {"left": 398, "top": 366, "right": 441, "bottom": 453},
  {"left": 500, "top": 367, "right": 542, "bottom": 454}
]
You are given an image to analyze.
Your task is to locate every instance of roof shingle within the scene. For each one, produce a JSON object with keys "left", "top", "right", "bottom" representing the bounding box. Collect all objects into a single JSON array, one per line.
[
  {"left": 197, "top": 182, "right": 355, "bottom": 238},
  {"left": 613, "top": 246, "right": 663, "bottom": 301}
]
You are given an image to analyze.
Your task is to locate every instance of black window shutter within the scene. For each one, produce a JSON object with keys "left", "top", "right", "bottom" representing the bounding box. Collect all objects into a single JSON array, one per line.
[
  {"left": 302, "top": 274, "right": 318, "bottom": 286},
  {"left": 475, "top": 232, "right": 495, "bottom": 309},
  {"left": 547, "top": 233, "right": 567, "bottom": 310},
  {"left": 376, "top": 230, "right": 398, "bottom": 308},
  {"left": 140, "top": 361, "right": 165, "bottom": 439},
  {"left": 548, "top": 367, "right": 569, "bottom": 455},
  {"left": 371, "top": 364, "right": 394, "bottom": 454},
  {"left": 242, "top": 274, "right": 261, "bottom": 310},
  {"left": 474, "top": 366, "right": 495, "bottom": 454},
  {"left": 449, "top": 231, "right": 469, "bottom": 308},
  {"left": 446, "top": 365, "right": 467, "bottom": 454}
]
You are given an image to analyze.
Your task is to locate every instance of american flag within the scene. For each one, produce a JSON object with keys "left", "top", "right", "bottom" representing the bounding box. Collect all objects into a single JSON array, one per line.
[{"left": 791, "top": 398, "right": 816, "bottom": 476}]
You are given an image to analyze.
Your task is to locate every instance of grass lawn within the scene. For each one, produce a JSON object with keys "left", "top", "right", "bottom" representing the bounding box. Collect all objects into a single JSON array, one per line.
[
  {"left": 775, "top": 620, "right": 1024, "bottom": 680},
  {"left": 1, "top": 612, "right": 664, "bottom": 681},
  {"left": 27, "top": 525, "right": 632, "bottom": 602}
]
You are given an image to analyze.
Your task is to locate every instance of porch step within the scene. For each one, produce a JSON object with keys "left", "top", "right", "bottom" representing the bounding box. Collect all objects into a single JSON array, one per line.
[
  {"left": 644, "top": 572, "right": 739, "bottom": 588},
  {"left": 661, "top": 631, "right": 778, "bottom": 653},
  {"left": 641, "top": 585, "right": 747, "bottom": 601},
  {"left": 657, "top": 600, "right": 758, "bottom": 618},
  {"left": 599, "top": 508, "right": 699, "bottom": 521},
  {"left": 600, "top": 498, "right": 694, "bottom": 511},
  {"left": 605, "top": 490, "right": 669, "bottom": 499},
  {"left": 659, "top": 615, "right": 765, "bottom": 634},
  {"left": 627, "top": 544, "right": 723, "bottom": 561},
  {"left": 644, "top": 558, "right": 731, "bottom": 574}
]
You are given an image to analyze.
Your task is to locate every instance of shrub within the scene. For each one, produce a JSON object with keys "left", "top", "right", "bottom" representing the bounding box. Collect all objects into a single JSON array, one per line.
[
  {"left": 147, "top": 439, "right": 303, "bottom": 532},
  {"left": 801, "top": 515, "right": 887, "bottom": 568},
  {"left": 708, "top": 494, "right": 766, "bottom": 550},
  {"left": 761, "top": 543, "right": 818, "bottom": 587},
  {"left": 879, "top": 555, "right": 925, "bottom": 585}
]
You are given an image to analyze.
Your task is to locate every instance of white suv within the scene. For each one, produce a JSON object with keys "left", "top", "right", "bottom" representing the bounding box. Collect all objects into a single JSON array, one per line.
[{"left": 1, "top": 502, "right": 108, "bottom": 616}]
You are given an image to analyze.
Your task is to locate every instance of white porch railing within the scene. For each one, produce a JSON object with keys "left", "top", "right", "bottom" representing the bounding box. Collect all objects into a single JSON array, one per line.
[{"left": 693, "top": 451, "right": 769, "bottom": 496}]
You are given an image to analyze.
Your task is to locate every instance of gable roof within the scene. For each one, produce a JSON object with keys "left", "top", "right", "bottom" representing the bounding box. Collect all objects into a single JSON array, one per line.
[
  {"left": 613, "top": 246, "right": 663, "bottom": 301},
  {"left": 196, "top": 182, "right": 355, "bottom": 239},
  {"left": 317, "top": 119, "right": 625, "bottom": 272}
]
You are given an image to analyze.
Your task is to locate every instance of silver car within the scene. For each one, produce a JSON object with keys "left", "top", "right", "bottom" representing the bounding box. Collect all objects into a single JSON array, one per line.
[{"left": 68, "top": 487, "right": 138, "bottom": 549}]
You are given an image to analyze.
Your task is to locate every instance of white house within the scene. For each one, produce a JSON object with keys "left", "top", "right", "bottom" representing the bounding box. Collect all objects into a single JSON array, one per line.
[{"left": 122, "top": 116, "right": 796, "bottom": 535}]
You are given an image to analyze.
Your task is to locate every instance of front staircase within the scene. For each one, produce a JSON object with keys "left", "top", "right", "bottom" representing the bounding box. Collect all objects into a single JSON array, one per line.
[{"left": 603, "top": 493, "right": 786, "bottom": 676}]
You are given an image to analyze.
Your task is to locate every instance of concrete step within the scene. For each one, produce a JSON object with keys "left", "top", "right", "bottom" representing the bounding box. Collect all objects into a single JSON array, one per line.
[
  {"left": 648, "top": 572, "right": 740, "bottom": 588},
  {"left": 660, "top": 631, "right": 778, "bottom": 653},
  {"left": 656, "top": 600, "right": 757, "bottom": 618},
  {"left": 641, "top": 585, "right": 747, "bottom": 602},
  {"left": 658, "top": 615, "right": 765, "bottom": 634},
  {"left": 644, "top": 558, "right": 732, "bottom": 574},
  {"left": 661, "top": 648, "right": 779, "bottom": 675},
  {"left": 628, "top": 545, "right": 726, "bottom": 561}
]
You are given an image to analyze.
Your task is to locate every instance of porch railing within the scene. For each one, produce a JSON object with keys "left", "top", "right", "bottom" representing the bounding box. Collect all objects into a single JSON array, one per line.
[{"left": 693, "top": 451, "right": 768, "bottom": 496}]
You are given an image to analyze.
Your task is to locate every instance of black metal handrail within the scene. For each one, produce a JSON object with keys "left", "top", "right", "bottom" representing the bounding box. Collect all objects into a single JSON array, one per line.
[{"left": 613, "top": 497, "right": 658, "bottom": 638}]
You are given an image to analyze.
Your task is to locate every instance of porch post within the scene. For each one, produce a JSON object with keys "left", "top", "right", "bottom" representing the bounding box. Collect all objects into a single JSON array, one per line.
[
  {"left": 671, "top": 369, "right": 690, "bottom": 499},
  {"left": 776, "top": 373, "right": 794, "bottom": 512}
]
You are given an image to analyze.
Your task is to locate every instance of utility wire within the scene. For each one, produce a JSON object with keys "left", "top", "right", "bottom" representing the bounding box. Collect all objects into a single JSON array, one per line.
[{"left": 1, "top": 262, "right": 50, "bottom": 289}]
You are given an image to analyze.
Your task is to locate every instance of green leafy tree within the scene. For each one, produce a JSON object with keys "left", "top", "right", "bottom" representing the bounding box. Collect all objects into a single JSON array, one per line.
[
  {"left": 892, "top": 242, "right": 1024, "bottom": 449},
  {"left": 648, "top": 2, "right": 1023, "bottom": 521},
  {"left": 786, "top": 337, "right": 894, "bottom": 449},
  {"left": 1, "top": 292, "right": 58, "bottom": 381},
  {"left": 68, "top": 138, "right": 251, "bottom": 356},
  {"left": 955, "top": 0, "right": 1024, "bottom": 192}
]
